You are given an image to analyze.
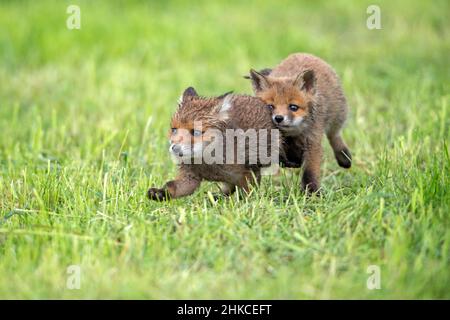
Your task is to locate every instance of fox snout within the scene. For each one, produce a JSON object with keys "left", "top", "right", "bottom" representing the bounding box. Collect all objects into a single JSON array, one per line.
[
  {"left": 272, "top": 114, "right": 292, "bottom": 126},
  {"left": 170, "top": 143, "right": 184, "bottom": 157},
  {"left": 169, "top": 141, "right": 204, "bottom": 160},
  {"left": 273, "top": 115, "right": 285, "bottom": 123},
  {"left": 271, "top": 113, "right": 305, "bottom": 132},
  {"left": 170, "top": 142, "right": 193, "bottom": 157}
]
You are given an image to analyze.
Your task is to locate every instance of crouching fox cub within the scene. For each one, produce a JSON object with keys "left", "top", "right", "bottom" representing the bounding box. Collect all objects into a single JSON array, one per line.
[
  {"left": 247, "top": 53, "right": 352, "bottom": 193},
  {"left": 147, "top": 87, "right": 280, "bottom": 201}
]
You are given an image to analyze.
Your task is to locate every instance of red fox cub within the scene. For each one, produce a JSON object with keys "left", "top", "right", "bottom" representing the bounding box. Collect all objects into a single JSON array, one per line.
[
  {"left": 247, "top": 53, "right": 352, "bottom": 193},
  {"left": 147, "top": 87, "right": 280, "bottom": 201}
]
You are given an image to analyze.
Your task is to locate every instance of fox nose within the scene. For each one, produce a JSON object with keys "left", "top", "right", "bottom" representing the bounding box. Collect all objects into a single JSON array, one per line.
[
  {"left": 274, "top": 115, "right": 284, "bottom": 123},
  {"left": 171, "top": 144, "right": 181, "bottom": 154}
]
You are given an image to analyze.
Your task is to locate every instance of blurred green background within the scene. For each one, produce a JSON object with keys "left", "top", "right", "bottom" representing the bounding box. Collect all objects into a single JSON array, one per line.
[{"left": 0, "top": 0, "right": 448, "bottom": 299}]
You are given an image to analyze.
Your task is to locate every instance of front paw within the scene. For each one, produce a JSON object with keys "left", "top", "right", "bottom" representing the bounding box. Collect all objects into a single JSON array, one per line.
[
  {"left": 147, "top": 188, "right": 170, "bottom": 201},
  {"left": 301, "top": 172, "right": 321, "bottom": 195},
  {"left": 302, "top": 181, "right": 321, "bottom": 195},
  {"left": 336, "top": 147, "right": 352, "bottom": 169},
  {"left": 212, "top": 192, "right": 234, "bottom": 201}
]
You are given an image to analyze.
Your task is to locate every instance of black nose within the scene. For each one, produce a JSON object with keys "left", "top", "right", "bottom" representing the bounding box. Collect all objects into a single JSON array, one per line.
[
  {"left": 172, "top": 144, "right": 181, "bottom": 153},
  {"left": 274, "top": 115, "right": 284, "bottom": 123}
]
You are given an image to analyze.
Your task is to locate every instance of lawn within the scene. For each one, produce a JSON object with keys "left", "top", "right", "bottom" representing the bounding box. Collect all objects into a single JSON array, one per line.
[{"left": 0, "top": 0, "right": 448, "bottom": 299}]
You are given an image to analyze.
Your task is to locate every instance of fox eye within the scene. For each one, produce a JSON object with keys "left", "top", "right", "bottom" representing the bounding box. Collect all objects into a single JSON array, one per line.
[
  {"left": 289, "top": 104, "right": 299, "bottom": 112},
  {"left": 191, "top": 129, "right": 203, "bottom": 137},
  {"left": 171, "top": 128, "right": 177, "bottom": 134},
  {"left": 267, "top": 104, "right": 274, "bottom": 111}
]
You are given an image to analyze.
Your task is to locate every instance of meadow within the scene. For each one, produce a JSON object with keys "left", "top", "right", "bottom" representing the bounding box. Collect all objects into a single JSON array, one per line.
[{"left": 0, "top": 0, "right": 448, "bottom": 299}]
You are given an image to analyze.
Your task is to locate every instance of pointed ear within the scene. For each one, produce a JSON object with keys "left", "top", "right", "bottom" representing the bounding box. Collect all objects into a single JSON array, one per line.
[
  {"left": 248, "top": 69, "right": 270, "bottom": 92},
  {"left": 213, "top": 94, "right": 233, "bottom": 120},
  {"left": 243, "top": 68, "right": 271, "bottom": 79},
  {"left": 217, "top": 91, "right": 233, "bottom": 100},
  {"left": 294, "top": 70, "right": 316, "bottom": 94},
  {"left": 179, "top": 87, "right": 198, "bottom": 103}
]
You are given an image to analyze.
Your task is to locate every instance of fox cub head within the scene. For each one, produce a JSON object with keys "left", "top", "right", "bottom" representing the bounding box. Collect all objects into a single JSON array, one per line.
[
  {"left": 169, "top": 87, "right": 232, "bottom": 161},
  {"left": 248, "top": 69, "right": 316, "bottom": 133}
]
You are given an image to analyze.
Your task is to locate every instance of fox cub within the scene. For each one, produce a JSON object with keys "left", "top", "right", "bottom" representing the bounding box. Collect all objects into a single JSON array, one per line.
[
  {"left": 248, "top": 53, "right": 352, "bottom": 193},
  {"left": 147, "top": 87, "right": 279, "bottom": 201}
]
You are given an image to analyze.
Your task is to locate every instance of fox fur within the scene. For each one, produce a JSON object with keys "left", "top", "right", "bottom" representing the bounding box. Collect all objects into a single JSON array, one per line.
[
  {"left": 147, "top": 87, "right": 281, "bottom": 201},
  {"left": 248, "top": 53, "right": 352, "bottom": 193}
]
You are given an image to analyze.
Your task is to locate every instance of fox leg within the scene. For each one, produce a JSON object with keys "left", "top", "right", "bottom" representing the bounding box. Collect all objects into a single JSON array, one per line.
[
  {"left": 237, "top": 169, "right": 261, "bottom": 194},
  {"left": 327, "top": 129, "right": 352, "bottom": 169},
  {"left": 302, "top": 141, "right": 322, "bottom": 194},
  {"left": 280, "top": 147, "right": 302, "bottom": 168},
  {"left": 148, "top": 170, "right": 201, "bottom": 201},
  {"left": 212, "top": 182, "right": 237, "bottom": 201},
  {"left": 220, "top": 182, "right": 237, "bottom": 196},
  {"left": 280, "top": 139, "right": 304, "bottom": 168},
  {"left": 214, "top": 169, "right": 261, "bottom": 200}
]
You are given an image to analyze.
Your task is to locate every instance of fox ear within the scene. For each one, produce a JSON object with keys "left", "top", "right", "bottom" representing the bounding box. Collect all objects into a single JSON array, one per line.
[
  {"left": 212, "top": 94, "right": 233, "bottom": 120},
  {"left": 249, "top": 69, "right": 270, "bottom": 92},
  {"left": 244, "top": 68, "right": 271, "bottom": 79},
  {"left": 217, "top": 91, "right": 233, "bottom": 100},
  {"left": 179, "top": 87, "right": 198, "bottom": 103},
  {"left": 294, "top": 70, "right": 316, "bottom": 94}
]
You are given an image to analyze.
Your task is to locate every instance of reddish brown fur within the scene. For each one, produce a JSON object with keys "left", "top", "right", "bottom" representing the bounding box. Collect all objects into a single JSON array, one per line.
[
  {"left": 148, "top": 88, "right": 281, "bottom": 201},
  {"left": 259, "top": 86, "right": 308, "bottom": 119},
  {"left": 248, "top": 53, "right": 352, "bottom": 193}
]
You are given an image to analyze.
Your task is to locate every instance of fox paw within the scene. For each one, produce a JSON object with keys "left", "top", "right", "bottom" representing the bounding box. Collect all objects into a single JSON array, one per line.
[
  {"left": 301, "top": 172, "right": 321, "bottom": 195},
  {"left": 336, "top": 148, "right": 352, "bottom": 169},
  {"left": 147, "top": 188, "right": 170, "bottom": 201},
  {"left": 302, "top": 183, "right": 321, "bottom": 196},
  {"left": 212, "top": 192, "right": 235, "bottom": 201}
]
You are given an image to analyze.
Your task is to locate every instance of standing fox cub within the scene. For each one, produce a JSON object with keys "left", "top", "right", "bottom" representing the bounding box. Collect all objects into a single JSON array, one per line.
[
  {"left": 247, "top": 53, "right": 352, "bottom": 193},
  {"left": 147, "top": 87, "right": 280, "bottom": 201}
]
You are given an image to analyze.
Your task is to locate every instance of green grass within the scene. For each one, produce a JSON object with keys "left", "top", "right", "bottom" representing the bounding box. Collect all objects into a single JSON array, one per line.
[{"left": 0, "top": 0, "right": 449, "bottom": 299}]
